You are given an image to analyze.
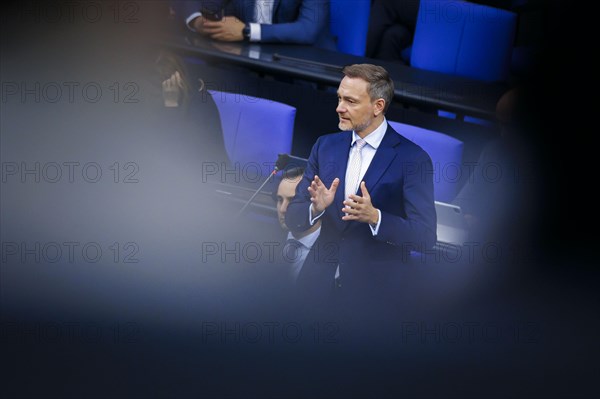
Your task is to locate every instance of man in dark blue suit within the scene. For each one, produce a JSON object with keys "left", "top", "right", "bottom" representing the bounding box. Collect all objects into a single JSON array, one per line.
[
  {"left": 178, "top": 0, "right": 335, "bottom": 49},
  {"left": 285, "top": 64, "right": 437, "bottom": 298}
]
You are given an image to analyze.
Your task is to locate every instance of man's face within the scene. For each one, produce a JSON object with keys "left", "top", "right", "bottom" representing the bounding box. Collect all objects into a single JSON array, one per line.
[
  {"left": 276, "top": 177, "right": 300, "bottom": 230},
  {"left": 336, "top": 76, "right": 376, "bottom": 134}
]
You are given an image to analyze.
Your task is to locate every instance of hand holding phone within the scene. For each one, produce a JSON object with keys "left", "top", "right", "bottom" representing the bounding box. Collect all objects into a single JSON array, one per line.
[{"left": 200, "top": 7, "right": 223, "bottom": 21}]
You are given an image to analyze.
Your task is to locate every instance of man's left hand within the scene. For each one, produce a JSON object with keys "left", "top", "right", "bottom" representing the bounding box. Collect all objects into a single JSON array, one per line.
[
  {"left": 202, "top": 17, "right": 246, "bottom": 42},
  {"left": 342, "top": 181, "right": 379, "bottom": 224}
]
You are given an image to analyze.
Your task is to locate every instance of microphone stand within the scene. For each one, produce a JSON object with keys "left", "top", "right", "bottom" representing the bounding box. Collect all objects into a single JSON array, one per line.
[
  {"left": 236, "top": 154, "right": 290, "bottom": 219},
  {"left": 236, "top": 169, "right": 278, "bottom": 219}
]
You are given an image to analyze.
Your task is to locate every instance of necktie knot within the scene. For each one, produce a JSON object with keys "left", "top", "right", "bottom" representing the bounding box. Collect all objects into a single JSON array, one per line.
[{"left": 355, "top": 139, "right": 366, "bottom": 151}]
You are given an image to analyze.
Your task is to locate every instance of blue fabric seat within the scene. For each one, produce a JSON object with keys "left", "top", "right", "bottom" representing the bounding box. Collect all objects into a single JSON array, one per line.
[
  {"left": 388, "top": 120, "right": 464, "bottom": 203},
  {"left": 209, "top": 90, "right": 296, "bottom": 177},
  {"left": 330, "top": 0, "right": 371, "bottom": 56},
  {"left": 410, "top": 0, "right": 517, "bottom": 82}
]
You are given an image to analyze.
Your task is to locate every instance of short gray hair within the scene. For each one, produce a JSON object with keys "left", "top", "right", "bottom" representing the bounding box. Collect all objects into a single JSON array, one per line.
[{"left": 342, "top": 64, "right": 394, "bottom": 113}]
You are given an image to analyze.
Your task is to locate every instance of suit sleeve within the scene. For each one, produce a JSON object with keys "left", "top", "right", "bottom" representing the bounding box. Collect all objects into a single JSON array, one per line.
[
  {"left": 375, "top": 150, "right": 438, "bottom": 251},
  {"left": 285, "top": 136, "right": 322, "bottom": 233},
  {"left": 260, "top": 0, "right": 330, "bottom": 44}
]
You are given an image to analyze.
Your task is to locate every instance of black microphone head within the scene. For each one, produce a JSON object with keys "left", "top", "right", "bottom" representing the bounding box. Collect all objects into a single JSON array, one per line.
[{"left": 275, "top": 153, "right": 291, "bottom": 171}]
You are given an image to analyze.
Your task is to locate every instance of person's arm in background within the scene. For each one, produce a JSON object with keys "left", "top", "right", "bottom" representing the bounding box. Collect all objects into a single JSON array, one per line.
[
  {"left": 175, "top": 0, "right": 331, "bottom": 46},
  {"left": 171, "top": 0, "right": 226, "bottom": 31},
  {"left": 180, "top": 0, "right": 246, "bottom": 42},
  {"left": 260, "top": 0, "right": 330, "bottom": 44}
]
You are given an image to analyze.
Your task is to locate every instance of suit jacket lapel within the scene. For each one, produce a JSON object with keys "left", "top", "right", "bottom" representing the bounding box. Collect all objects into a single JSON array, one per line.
[
  {"left": 241, "top": 0, "right": 254, "bottom": 22},
  {"left": 271, "top": 0, "right": 282, "bottom": 21},
  {"left": 361, "top": 127, "right": 401, "bottom": 193}
]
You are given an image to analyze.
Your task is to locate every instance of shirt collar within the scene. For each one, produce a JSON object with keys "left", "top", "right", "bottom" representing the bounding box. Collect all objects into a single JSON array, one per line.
[
  {"left": 351, "top": 118, "right": 388, "bottom": 150},
  {"left": 287, "top": 226, "right": 321, "bottom": 249}
]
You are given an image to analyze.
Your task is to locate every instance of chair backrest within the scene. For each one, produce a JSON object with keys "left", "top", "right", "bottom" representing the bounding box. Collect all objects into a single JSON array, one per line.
[
  {"left": 388, "top": 120, "right": 464, "bottom": 202},
  {"left": 209, "top": 90, "right": 296, "bottom": 177},
  {"left": 330, "top": 0, "right": 371, "bottom": 56},
  {"left": 411, "top": 0, "right": 517, "bottom": 82}
]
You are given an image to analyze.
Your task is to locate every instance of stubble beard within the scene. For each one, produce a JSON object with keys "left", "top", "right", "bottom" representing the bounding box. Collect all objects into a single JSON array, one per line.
[{"left": 339, "top": 117, "right": 372, "bottom": 133}]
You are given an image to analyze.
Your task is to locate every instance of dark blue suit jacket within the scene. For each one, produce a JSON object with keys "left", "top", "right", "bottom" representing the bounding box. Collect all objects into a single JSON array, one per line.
[
  {"left": 178, "top": 0, "right": 336, "bottom": 49},
  {"left": 285, "top": 124, "right": 437, "bottom": 293}
]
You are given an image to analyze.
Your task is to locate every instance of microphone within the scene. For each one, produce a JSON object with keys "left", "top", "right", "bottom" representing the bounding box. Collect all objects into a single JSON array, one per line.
[
  {"left": 275, "top": 154, "right": 310, "bottom": 180},
  {"left": 236, "top": 153, "right": 290, "bottom": 218},
  {"left": 275, "top": 153, "right": 291, "bottom": 171}
]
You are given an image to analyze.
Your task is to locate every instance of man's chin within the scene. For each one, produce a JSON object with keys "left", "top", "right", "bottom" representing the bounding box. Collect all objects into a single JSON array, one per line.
[{"left": 338, "top": 121, "right": 352, "bottom": 131}]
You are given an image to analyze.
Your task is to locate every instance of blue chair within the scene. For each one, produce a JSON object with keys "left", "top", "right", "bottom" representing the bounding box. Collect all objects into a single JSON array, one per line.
[
  {"left": 209, "top": 91, "right": 296, "bottom": 177},
  {"left": 388, "top": 120, "right": 464, "bottom": 203},
  {"left": 330, "top": 0, "right": 371, "bottom": 56},
  {"left": 410, "top": 0, "right": 517, "bottom": 82}
]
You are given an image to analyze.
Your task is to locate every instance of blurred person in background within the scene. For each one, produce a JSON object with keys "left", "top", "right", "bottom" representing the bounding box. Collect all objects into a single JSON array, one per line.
[
  {"left": 175, "top": 0, "right": 336, "bottom": 49},
  {"left": 273, "top": 167, "right": 322, "bottom": 283}
]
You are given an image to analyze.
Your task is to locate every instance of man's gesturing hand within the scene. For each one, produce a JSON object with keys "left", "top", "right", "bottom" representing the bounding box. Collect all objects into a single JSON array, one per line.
[
  {"left": 342, "top": 181, "right": 379, "bottom": 224},
  {"left": 308, "top": 175, "right": 339, "bottom": 214}
]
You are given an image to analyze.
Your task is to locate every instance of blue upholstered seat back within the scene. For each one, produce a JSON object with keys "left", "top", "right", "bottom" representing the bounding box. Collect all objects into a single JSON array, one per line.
[
  {"left": 389, "top": 120, "right": 464, "bottom": 202},
  {"left": 330, "top": 0, "right": 371, "bottom": 56},
  {"left": 210, "top": 90, "right": 296, "bottom": 177},
  {"left": 411, "top": 0, "right": 517, "bottom": 82}
]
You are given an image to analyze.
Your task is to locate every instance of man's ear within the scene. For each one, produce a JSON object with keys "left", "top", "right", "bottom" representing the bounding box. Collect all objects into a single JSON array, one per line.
[{"left": 373, "top": 98, "right": 386, "bottom": 116}]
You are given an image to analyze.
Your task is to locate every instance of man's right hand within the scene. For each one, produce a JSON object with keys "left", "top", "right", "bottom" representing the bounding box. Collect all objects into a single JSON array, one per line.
[
  {"left": 308, "top": 175, "right": 339, "bottom": 214},
  {"left": 191, "top": 16, "right": 208, "bottom": 33}
]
